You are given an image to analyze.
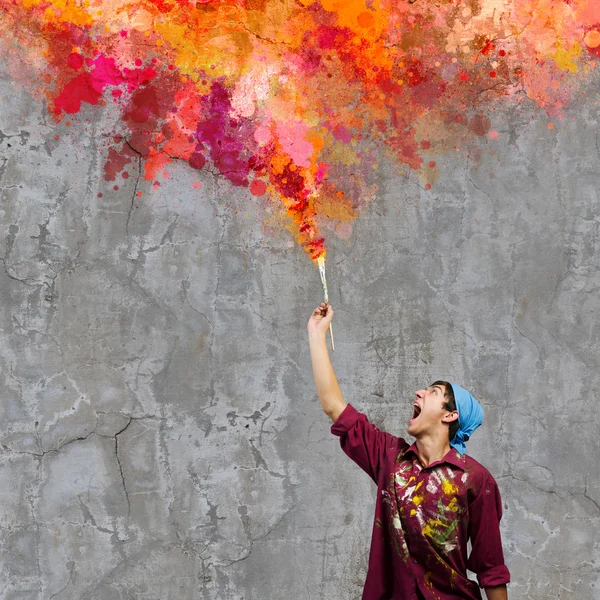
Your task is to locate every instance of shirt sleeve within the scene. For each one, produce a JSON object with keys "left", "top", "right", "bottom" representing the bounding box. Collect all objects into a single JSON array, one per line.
[
  {"left": 467, "top": 473, "right": 511, "bottom": 588},
  {"left": 330, "top": 404, "right": 406, "bottom": 483}
]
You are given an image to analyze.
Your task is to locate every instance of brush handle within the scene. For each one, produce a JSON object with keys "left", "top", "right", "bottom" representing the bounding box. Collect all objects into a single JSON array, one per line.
[{"left": 316, "top": 256, "right": 334, "bottom": 350}]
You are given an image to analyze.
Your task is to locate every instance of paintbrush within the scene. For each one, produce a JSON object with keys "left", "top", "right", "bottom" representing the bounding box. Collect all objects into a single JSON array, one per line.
[{"left": 316, "top": 255, "right": 335, "bottom": 351}]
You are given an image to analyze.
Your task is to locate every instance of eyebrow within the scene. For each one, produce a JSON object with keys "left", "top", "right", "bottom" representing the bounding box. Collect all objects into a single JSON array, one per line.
[{"left": 428, "top": 385, "right": 444, "bottom": 393}]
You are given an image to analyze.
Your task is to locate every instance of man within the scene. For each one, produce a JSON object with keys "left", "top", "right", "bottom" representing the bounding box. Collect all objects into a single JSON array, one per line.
[{"left": 308, "top": 302, "right": 510, "bottom": 600}]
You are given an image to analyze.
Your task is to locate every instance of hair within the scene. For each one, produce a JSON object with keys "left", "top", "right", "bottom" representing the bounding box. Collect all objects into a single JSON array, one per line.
[{"left": 431, "top": 380, "right": 459, "bottom": 444}]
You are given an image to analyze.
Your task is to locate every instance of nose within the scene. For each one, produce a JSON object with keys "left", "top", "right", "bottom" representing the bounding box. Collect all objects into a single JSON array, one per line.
[{"left": 415, "top": 389, "right": 425, "bottom": 400}]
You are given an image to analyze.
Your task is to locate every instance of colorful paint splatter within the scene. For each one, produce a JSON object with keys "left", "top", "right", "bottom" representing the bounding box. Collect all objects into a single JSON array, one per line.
[
  {"left": 386, "top": 460, "right": 465, "bottom": 552},
  {"left": 1, "top": 0, "right": 598, "bottom": 259}
]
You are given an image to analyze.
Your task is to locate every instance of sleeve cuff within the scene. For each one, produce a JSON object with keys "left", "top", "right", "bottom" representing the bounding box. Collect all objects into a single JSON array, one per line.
[
  {"left": 478, "top": 565, "right": 511, "bottom": 588},
  {"left": 330, "top": 404, "right": 360, "bottom": 436}
]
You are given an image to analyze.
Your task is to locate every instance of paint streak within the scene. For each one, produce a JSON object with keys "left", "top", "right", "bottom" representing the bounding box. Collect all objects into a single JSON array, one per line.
[{"left": 0, "top": 0, "right": 598, "bottom": 259}]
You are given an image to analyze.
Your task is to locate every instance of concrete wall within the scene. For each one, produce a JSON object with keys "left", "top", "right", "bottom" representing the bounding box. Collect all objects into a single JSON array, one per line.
[{"left": 1, "top": 71, "right": 599, "bottom": 599}]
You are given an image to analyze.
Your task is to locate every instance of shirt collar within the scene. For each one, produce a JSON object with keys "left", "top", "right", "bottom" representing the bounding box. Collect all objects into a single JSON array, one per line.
[{"left": 401, "top": 442, "right": 466, "bottom": 471}]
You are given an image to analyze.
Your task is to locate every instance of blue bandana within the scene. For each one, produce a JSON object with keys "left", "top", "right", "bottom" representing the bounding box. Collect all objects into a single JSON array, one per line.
[{"left": 448, "top": 383, "right": 484, "bottom": 455}]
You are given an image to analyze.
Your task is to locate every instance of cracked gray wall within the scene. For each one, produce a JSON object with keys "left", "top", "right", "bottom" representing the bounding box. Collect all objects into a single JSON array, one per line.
[{"left": 1, "top": 69, "right": 600, "bottom": 599}]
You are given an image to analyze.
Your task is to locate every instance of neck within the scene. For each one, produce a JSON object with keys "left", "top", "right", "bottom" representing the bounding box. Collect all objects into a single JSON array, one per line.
[{"left": 415, "top": 434, "right": 452, "bottom": 467}]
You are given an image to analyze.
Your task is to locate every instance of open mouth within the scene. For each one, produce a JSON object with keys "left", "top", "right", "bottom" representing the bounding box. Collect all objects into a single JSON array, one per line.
[{"left": 411, "top": 403, "right": 422, "bottom": 420}]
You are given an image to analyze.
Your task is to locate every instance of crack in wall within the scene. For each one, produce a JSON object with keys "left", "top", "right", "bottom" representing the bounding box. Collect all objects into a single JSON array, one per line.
[
  {"left": 124, "top": 142, "right": 143, "bottom": 239},
  {"left": 218, "top": 504, "right": 295, "bottom": 568},
  {"left": 114, "top": 417, "right": 133, "bottom": 518},
  {"left": 48, "top": 559, "right": 75, "bottom": 600}
]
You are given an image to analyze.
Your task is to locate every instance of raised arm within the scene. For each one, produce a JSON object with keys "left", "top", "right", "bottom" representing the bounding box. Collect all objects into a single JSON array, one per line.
[{"left": 307, "top": 303, "right": 347, "bottom": 421}]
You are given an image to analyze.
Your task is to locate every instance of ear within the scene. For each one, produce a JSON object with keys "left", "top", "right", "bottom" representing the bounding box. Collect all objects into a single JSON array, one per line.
[{"left": 442, "top": 410, "right": 459, "bottom": 424}]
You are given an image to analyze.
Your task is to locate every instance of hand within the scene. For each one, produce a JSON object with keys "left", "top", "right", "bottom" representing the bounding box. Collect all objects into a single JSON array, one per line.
[{"left": 307, "top": 303, "right": 333, "bottom": 337}]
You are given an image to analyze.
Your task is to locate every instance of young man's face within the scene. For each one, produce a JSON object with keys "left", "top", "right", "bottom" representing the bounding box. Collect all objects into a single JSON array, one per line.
[{"left": 407, "top": 383, "right": 457, "bottom": 439}]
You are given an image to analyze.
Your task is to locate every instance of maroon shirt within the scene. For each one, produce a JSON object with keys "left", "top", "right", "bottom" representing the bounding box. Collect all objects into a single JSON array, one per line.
[{"left": 331, "top": 404, "right": 510, "bottom": 600}]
